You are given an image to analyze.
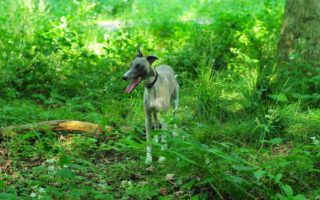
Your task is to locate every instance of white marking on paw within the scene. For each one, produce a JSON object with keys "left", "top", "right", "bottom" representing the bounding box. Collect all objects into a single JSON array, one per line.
[
  {"left": 146, "top": 146, "right": 152, "bottom": 164},
  {"left": 161, "top": 134, "right": 167, "bottom": 151},
  {"left": 153, "top": 135, "right": 159, "bottom": 143},
  {"left": 158, "top": 156, "right": 166, "bottom": 163}
]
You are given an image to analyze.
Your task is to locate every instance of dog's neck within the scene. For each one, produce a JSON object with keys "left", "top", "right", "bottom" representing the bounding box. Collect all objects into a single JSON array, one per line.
[{"left": 145, "top": 67, "right": 157, "bottom": 89}]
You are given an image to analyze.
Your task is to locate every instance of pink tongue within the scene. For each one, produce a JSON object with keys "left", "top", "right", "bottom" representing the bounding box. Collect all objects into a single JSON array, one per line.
[{"left": 125, "top": 78, "right": 140, "bottom": 93}]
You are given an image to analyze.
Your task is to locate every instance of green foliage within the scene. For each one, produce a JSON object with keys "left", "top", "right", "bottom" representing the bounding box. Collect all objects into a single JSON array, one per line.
[
  {"left": 275, "top": 62, "right": 320, "bottom": 107},
  {"left": 1, "top": 0, "right": 319, "bottom": 199}
]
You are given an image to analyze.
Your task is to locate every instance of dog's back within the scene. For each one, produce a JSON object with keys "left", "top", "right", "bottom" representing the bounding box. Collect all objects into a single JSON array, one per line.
[{"left": 156, "top": 64, "right": 177, "bottom": 91}]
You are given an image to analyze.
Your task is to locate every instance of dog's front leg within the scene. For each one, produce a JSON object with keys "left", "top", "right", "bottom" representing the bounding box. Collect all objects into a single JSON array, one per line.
[{"left": 145, "top": 111, "right": 152, "bottom": 164}]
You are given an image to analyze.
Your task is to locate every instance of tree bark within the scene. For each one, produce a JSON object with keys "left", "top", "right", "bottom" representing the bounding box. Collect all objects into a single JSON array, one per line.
[
  {"left": 278, "top": 0, "right": 320, "bottom": 67},
  {"left": 0, "top": 120, "right": 103, "bottom": 137}
]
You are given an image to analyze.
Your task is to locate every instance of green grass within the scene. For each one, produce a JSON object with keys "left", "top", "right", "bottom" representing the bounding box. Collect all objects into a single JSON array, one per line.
[
  {"left": 1, "top": 0, "right": 320, "bottom": 199},
  {"left": 1, "top": 87, "right": 320, "bottom": 199}
]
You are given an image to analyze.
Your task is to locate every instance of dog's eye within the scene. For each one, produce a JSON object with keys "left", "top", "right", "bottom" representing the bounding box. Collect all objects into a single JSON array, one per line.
[{"left": 135, "top": 64, "right": 142, "bottom": 69}]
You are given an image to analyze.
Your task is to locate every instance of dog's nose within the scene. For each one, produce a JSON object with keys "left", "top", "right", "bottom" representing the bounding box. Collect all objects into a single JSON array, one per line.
[{"left": 122, "top": 76, "right": 128, "bottom": 80}]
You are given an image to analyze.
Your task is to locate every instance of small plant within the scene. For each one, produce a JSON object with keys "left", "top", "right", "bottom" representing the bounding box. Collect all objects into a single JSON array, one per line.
[{"left": 255, "top": 108, "right": 282, "bottom": 141}]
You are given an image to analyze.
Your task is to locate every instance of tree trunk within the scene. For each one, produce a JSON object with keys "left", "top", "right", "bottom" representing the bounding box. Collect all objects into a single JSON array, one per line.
[{"left": 278, "top": 0, "right": 320, "bottom": 67}]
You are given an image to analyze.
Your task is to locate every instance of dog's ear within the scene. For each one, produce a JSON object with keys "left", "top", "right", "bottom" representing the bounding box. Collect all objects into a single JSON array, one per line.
[
  {"left": 146, "top": 55, "right": 158, "bottom": 65},
  {"left": 137, "top": 48, "right": 143, "bottom": 58}
]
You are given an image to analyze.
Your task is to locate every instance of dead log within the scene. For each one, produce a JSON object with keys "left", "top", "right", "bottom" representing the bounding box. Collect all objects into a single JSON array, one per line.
[{"left": 0, "top": 120, "right": 103, "bottom": 137}]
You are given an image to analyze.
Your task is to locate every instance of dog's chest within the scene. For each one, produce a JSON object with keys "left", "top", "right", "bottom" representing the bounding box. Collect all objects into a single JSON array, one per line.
[{"left": 144, "top": 88, "right": 170, "bottom": 112}]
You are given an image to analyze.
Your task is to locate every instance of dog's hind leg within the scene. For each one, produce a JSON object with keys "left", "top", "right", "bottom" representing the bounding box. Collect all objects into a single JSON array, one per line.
[
  {"left": 152, "top": 111, "right": 160, "bottom": 145},
  {"left": 160, "top": 128, "right": 167, "bottom": 151},
  {"left": 172, "top": 85, "right": 179, "bottom": 117},
  {"left": 152, "top": 111, "right": 167, "bottom": 163},
  {"left": 145, "top": 111, "right": 152, "bottom": 164},
  {"left": 152, "top": 111, "right": 162, "bottom": 130},
  {"left": 172, "top": 85, "right": 179, "bottom": 137},
  {"left": 158, "top": 128, "right": 167, "bottom": 163}
]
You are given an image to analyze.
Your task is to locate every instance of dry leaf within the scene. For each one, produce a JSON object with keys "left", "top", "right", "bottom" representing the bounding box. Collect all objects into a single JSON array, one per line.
[
  {"left": 5, "top": 160, "right": 11, "bottom": 167},
  {"left": 159, "top": 187, "right": 168, "bottom": 196},
  {"left": 11, "top": 172, "right": 18, "bottom": 178}
]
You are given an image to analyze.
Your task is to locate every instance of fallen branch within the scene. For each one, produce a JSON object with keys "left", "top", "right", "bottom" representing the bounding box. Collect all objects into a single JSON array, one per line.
[{"left": 0, "top": 120, "right": 103, "bottom": 137}]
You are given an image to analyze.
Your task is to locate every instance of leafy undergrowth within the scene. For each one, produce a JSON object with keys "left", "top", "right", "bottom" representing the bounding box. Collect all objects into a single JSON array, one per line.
[
  {"left": 1, "top": 96, "right": 320, "bottom": 200},
  {"left": 1, "top": 0, "right": 320, "bottom": 199}
]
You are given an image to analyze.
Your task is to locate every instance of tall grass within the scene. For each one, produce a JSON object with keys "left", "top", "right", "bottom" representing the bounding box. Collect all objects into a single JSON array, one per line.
[{"left": 1, "top": 0, "right": 320, "bottom": 199}]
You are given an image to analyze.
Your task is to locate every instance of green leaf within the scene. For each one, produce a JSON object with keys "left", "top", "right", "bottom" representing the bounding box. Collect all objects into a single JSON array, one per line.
[
  {"left": 254, "top": 170, "right": 266, "bottom": 181},
  {"left": 191, "top": 195, "right": 199, "bottom": 200},
  {"left": 226, "top": 174, "right": 247, "bottom": 184},
  {"left": 180, "top": 180, "right": 196, "bottom": 190},
  {"left": 59, "top": 153, "right": 72, "bottom": 167},
  {"left": 87, "top": 137, "right": 98, "bottom": 143},
  {"left": 268, "top": 93, "right": 288, "bottom": 102},
  {"left": 199, "top": 177, "right": 215, "bottom": 185},
  {"left": 233, "top": 165, "right": 253, "bottom": 172},
  {"left": 206, "top": 147, "right": 235, "bottom": 161},
  {"left": 292, "top": 194, "right": 306, "bottom": 200},
  {"left": 167, "top": 150, "right": 199, "bottom": 166},
  {"left": 0, "top": 180, "right": 4, "bottom": 190},
  {"left": 268, "top": 138, "right": 283, "bottom": 145},
  {"left": 58, "top": 168, "right": 75, "bottom": 179},
  {"left": 282, "top": 184, "right": 293, "bottom": 197},
  {"left": 0, "top": 193, "right": 17, "bottom": 200},
  {"left": 275, "top": 173, "right": 282, "bottom": 183},
  {"left": 21, "top": 131, "right": 40, "bottom": 140}
]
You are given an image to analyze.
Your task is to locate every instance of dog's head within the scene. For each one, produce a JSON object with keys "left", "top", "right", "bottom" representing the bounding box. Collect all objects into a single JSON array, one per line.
[{"left": 123, "top": 48, "right": 158, "bottom": 93}]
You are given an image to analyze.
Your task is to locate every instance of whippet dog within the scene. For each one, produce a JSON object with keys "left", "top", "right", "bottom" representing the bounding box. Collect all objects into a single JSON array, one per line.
[{"left": 123, "top": 48, "right": 179, "bottom": 164}]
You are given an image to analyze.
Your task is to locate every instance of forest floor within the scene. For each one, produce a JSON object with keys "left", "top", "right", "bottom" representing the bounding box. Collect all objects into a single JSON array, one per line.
[
  {"left": 1, "top": 86, "right": 320, "bottom": 199},
  {"left": 1, "top": 0, "right": 319, "bottom": 199},
  {"left": 0, "top": 90, "right": 204, "bottom": 199}
]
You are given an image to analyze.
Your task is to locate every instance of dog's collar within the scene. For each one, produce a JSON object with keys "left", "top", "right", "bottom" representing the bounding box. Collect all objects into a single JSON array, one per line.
[{"left": 146, "top": 71, "right": 158, "bottom": 89}]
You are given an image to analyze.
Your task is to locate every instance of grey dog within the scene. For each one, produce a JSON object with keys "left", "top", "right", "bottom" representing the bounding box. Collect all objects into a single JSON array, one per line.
[{"left": 123, "top": 48, "right": 179, "bottom": 163}]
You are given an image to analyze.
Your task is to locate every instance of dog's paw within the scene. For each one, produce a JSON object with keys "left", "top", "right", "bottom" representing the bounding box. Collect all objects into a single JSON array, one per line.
[
  {"left": 158, "top": 156, "right": 166, "bottom": 163},
  {"left": 146, "top": 165, "right": 154, "bottom": 172},
  {"left": 145, "top": 148, "right": 152, "bottom": 164}
]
